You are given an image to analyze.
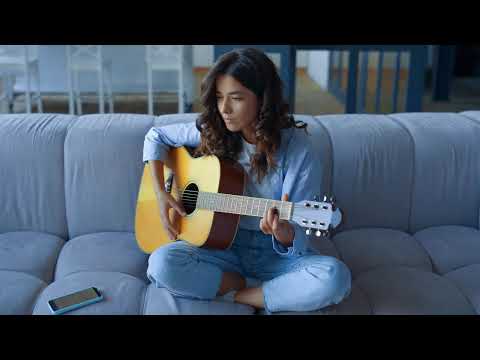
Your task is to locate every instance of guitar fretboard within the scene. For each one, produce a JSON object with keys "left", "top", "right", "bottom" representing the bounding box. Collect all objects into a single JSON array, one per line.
[{"left": 196, "top": 192, "right": 292, "bottom": 220}]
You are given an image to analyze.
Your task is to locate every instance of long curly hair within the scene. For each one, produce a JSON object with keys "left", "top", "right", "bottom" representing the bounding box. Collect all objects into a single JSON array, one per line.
[{"left": 195, "top": 47, "right": 307, "bottom": 183}]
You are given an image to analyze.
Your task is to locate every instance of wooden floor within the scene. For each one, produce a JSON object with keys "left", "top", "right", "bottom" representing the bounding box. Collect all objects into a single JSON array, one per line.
[{"left": 4, "top": 69, "right": 480, "bottom": 115}]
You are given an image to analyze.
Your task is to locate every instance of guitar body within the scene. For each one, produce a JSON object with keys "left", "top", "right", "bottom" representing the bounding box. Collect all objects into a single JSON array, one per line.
[{"left": 135, "top": 147, "right": 246, "bottom": 254}]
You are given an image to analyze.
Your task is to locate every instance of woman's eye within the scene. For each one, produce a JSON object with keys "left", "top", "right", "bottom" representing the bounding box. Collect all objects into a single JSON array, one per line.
[{"left": 232, "top": 98, "right": 242, "bottom": 101}]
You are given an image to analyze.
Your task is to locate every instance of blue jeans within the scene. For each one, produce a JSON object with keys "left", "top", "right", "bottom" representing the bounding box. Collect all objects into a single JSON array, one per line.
[{"left": 147, "top": 229, "right": 351, "bottom": 313}]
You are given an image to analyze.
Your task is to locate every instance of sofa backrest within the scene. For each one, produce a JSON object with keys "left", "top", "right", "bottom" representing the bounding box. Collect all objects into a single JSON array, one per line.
[
  {"left": 314, "top": 111, "right": 480, "bottom": 233},
  {"left": 315, "top": 114, "right": 414, "bottom": 232},
  {"left": 0, "top": 114, "right": 76, "bottom": 239},
  {"left": 1, "top": 111, "right": 479, "bottom": 241},
  {"left": 64, "top": 114, "right": 155, "bottom": 239},
  {"left": 389, "top": 112, "right": 480, "bottom": 233}
]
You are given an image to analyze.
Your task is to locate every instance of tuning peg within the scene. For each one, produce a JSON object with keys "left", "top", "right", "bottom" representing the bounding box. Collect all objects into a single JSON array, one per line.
[
  {"left": 328, "top": 195, "right": 337, "bottom": 210},
  {"left": 314, "top": 230, "right": 329, "bottom": 237},
  {"left": 305, "top": 228, "right": 312, "bottom": 236},
  {"left": 313, "top": 195, "right": 320, "bottom": 202}
]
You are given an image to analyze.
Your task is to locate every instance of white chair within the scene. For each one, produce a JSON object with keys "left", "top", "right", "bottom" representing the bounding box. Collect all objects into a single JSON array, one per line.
[
  {"left": 66, "top": 45, "right": 114, "bottom": 115},
  {"left": 0, "top": 45, "right": 43, "bottom": 113},
  {"left": 145, "top": 45, "right": 194, "bottom": 114}
]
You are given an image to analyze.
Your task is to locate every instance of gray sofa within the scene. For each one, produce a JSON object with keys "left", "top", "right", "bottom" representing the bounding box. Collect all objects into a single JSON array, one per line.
[{"left": 1, "top": 111, "right": 480, "bottom": 315}]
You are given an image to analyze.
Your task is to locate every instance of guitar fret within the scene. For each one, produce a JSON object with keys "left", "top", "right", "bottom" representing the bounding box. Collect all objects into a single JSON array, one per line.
[{"left": 197, "top": 192, "right": 292, "bottom": 221}]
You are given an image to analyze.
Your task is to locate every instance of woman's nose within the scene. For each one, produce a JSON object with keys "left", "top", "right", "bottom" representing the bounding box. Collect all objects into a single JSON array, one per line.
[{"left": 220, "top": 99, "right": 231, "bottom": 114}]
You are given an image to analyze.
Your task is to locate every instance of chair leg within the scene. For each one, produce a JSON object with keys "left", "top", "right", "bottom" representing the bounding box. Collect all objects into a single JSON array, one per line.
[
  {"left": 25, "top": 63, "right": 32, "bottom": 113},
  {"left": 66, "top": 45, "right": 75, "bottom": 115},
  {"left": 34, "top": 63, "right": 43, "bottom": 113},
  {"left": 67, "top": 68, "right": 75, "bottom": 115},
  {"left": 7, "top": 74, "right": 15, "bottom": 113},
  {"left": 147, "top": 66, "right": 153, "bottom": 115},
  {"left": 107, "top": 64, "right": 114, "bottom": 113},
  {"left": 74, "top": 70, "right": 82, "bottom": 115},
  {"left": 0, "top": 75, "right": 7, "bottom": 113},
  {"left": 98, "top": 64, "right": 104, "bottom": 113},
  {"left": 178, "top": 67, "right": 184, "bottom": 113}
]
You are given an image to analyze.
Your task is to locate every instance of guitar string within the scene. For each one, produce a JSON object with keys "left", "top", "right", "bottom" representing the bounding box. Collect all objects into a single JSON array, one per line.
[
  {"left": 163, "top": 186, "right": 312, "bottom": 217},
  {"left": 168, "top": 188, "right": 318, "bottom": 211},
  {"left": 168, "top": 186, "right": 288, "bottom": 206}
]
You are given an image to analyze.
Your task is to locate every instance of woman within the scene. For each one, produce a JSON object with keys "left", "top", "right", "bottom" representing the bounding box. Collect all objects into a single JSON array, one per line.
[{"left": 142, "top": 48, "right": 351, "bottom": 313}]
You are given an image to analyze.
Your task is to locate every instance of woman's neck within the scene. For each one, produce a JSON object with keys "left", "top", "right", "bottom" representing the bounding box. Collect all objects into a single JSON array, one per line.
[{"left": 241, "top": 128, "right": 256, "bottom": 145}]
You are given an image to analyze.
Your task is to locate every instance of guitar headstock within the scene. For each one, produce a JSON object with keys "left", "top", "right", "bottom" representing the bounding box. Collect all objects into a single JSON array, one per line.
[{"left": 291, "top": 195, "right": 342, "bottom": 237}]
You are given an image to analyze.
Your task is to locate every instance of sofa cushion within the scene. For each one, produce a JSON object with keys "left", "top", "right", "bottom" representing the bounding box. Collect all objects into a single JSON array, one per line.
[
  {"left": 64, "top": 114, "right": 155, "bottom": 239},
  {"left": 444, "top": 264, "right": 480, "bottom": 314},
  {"left": 314, "top": 114, "right": 414, "bottom": 232},
  {"left": 0, "top": 114, "right": 76, "bottom": 238},
  {"left": 308, "top": 237, "right": 341, "bottom": 259},
  {"left": 413, "top": 226, "right": 480, "bottom": 274},
  {"left": 460, "top": 111, "right": 480, "bottom": 126},
  {"left": 33, "top": 271, "right": 146, "bottom": 315},
  {"left": 355, "top": 267, "right": 475, "bottom": 315},
  {"left": 54, "top": 232, "right": 148, "bottom": 282},
  {"left": 257, "top": 283, "right": 372, "bottom": 315},
  {"left": 0, "top": 271, "right": 47, "bottom": 315},
  {"left": 332, "top": 228, "right": 432, "bottom": 278},
  {"left": 143, "top": 285, "right": 255, "bottom": 315},
  {"left": 389, "top": 113, "right": 480, "bottom": 232},
  {"left": 0, "top": 231, "right": 65, "bottom": 283}
]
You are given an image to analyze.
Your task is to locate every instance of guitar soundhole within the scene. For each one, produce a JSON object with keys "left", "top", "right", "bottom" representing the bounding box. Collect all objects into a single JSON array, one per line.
[{"left": 182, "top": 183, "right": 198, "bottom": 215}]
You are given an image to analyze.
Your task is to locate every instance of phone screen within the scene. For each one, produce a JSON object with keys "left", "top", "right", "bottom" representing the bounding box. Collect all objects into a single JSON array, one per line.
[{"left": 48, "top": 287, "right": 101, "bottom": 311}]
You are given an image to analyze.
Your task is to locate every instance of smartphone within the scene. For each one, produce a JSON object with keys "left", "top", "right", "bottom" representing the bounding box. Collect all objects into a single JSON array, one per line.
[{"left": 48, "top": 287, "right": 103, "bottom": 315}]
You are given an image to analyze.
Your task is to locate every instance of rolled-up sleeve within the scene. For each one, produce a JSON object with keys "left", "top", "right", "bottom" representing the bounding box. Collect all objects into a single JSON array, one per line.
[
  {"left": 143, "top": 121, "right": 201, "bottom": 164},
  {"left": 271, "top": 134, "right": 322, "bottom": 257}
]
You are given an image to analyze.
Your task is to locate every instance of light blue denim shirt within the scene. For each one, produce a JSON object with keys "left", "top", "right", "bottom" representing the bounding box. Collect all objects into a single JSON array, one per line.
[{"left": 143, "top": 120, "right": 322, "bottom": 257}]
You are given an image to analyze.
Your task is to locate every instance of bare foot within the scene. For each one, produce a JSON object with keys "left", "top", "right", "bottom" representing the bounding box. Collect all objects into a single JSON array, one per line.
[
  {"left": 217, "top": 272, "right": 247, "bottom": 296},
  {"left": 234, "top": 287, "right": 265, "bottom": 309}
]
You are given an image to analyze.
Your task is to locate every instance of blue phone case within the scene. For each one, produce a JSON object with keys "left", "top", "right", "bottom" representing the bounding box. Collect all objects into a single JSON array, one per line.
[{"left": 48, "top": 291, "right": 104, "bottom": 315}]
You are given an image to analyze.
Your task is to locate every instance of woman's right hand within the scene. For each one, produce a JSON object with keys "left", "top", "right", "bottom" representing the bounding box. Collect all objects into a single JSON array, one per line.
[{"left": 157, "top": 190, "right": 187, "bottom": 241}]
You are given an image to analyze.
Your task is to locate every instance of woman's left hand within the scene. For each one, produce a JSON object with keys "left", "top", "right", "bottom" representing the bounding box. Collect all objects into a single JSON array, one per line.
[{"left": 259, "top": 193, "right": 295, "bottom": 246}]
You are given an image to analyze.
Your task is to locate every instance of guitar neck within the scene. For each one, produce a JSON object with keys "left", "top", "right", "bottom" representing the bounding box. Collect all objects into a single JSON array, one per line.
[{"left": 196, "top": 192, "right": 293, "bottom": 220}]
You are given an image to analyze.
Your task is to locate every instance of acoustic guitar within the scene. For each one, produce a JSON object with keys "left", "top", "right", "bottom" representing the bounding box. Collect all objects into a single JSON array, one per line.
[{"left": 135, "top": 146, "right": 342, "bottom": 254}]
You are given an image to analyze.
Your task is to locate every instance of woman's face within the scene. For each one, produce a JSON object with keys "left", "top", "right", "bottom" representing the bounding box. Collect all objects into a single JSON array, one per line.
[{"left": 216, "top": 74, "right": 259, "bottom": 143}]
